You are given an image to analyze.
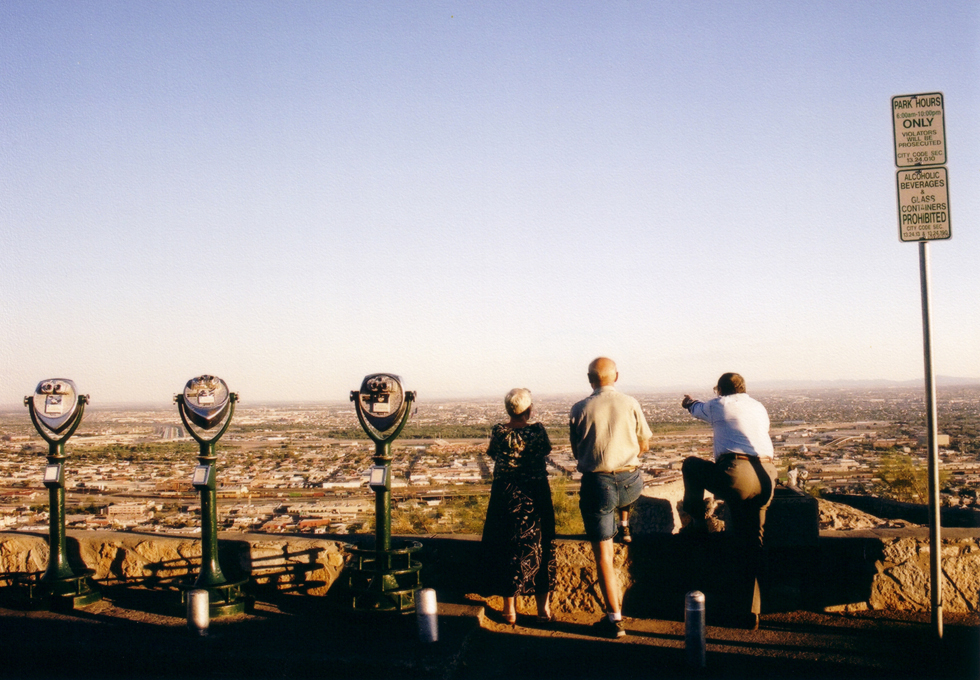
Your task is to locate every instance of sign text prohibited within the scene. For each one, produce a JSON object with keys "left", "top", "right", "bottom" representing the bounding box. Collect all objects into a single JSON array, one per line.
[{"left": 897, "top": 167, "right": 950, "bottom": 242}]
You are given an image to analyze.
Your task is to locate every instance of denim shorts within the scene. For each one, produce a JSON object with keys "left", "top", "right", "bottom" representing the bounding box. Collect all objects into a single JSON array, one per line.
[{"left": 579, "top": 469, "right": 643, "bottom": 542}]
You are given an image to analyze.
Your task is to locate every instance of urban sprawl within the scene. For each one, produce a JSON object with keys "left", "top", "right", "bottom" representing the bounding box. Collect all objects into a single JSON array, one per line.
[{"left": 1, "top": 386, "right": 978, "bottom": 535}]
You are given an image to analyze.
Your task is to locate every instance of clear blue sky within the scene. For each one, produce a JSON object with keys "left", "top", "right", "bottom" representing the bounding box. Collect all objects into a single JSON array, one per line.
[{"left": 2, "top": 1, "right": 978, "bottom": 405}]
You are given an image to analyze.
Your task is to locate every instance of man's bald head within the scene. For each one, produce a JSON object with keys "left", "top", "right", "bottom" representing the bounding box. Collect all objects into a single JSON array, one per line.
[{"left": 587, "top": 357, "right": 618, "bottom": 388}]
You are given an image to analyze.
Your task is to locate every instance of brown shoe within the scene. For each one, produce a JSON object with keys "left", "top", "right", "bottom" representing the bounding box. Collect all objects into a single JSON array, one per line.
[
  {"left": 679, "top": 519, "right": 709, "bottom": 535},
  {"left": 592, "top": 617, "right": 626, "bottom": 639}
]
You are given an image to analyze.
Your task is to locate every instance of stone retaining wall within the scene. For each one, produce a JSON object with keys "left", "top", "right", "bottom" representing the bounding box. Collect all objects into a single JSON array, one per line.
[
  {"left": 0, "top": 531, "right": 346, "bottom": 598},
  {"left": 1, "top": 528, "right": 977, "bottom": 616},
  {"left": 818, "top": 528, "right": 980, "bottom": 614}
]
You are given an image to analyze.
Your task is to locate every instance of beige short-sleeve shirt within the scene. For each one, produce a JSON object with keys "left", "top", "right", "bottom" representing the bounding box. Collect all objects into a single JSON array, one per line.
[{"left": 569, "top": 386, "right": 653, "bottom": 473}]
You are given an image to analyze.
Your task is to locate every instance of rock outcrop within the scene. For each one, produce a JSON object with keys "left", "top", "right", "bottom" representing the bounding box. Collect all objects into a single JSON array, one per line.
[
  {"left": 822, "top": 531, "right": 980, "bottom": 614},
  {"left": 0, "top": 531, "right": 346, "bottom": 596},
  {"left": 2, "top": 522, "right": 977, "bottom": 616},
  {"left": 818, "top": 498, "right": 895, "bottom": 531}
]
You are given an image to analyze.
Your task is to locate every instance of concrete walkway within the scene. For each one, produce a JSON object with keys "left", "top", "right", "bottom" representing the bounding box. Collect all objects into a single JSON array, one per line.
[{"left": 0, "top": 586, "right": 976, "bottom": 679}]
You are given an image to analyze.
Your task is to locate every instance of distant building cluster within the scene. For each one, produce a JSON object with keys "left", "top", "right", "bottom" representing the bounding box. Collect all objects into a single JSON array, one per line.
[{"left": 0, "top": 385, "right": 977, "bottom": 534}]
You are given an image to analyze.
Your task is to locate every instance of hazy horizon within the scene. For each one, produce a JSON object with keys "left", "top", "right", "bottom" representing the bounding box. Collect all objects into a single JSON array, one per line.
[
  {"left": 3, "top": 376, "right": 978, "bottom": 412},
  {"left": 3, "top": 2, "right": 978, "bottom": 405}
]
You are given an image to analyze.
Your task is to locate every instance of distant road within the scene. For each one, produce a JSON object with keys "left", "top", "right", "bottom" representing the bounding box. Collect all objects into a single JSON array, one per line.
[{"left": 54, "top": 481, "right": 583, "bottom": 508}]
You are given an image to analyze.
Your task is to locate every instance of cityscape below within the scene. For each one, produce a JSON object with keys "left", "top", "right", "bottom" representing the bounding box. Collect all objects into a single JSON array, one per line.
[{"left": 2, "top": 386, "right": 978, "bottom": 536}]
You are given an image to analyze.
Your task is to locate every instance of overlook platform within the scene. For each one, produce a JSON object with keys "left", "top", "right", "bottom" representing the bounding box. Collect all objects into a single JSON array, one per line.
[
  {"left": 0, "top": 583, "right": 976, "bottom": 680},
  {"left": 0, "top": 528, "right": 977, "bottom": 679}
]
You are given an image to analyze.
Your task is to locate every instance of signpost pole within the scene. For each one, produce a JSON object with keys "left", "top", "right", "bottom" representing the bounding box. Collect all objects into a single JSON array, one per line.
[
  {"left": 892, "top": 92, "right": 949, "bottom": 643},
  {"left": 918, "top": 241, "right": 943, "bottom": 640}
]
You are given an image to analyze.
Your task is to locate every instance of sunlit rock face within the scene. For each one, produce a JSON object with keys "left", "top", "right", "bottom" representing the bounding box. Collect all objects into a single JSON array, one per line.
[{"left": 1, "top": 526, "right": 978, "bottom": 615}]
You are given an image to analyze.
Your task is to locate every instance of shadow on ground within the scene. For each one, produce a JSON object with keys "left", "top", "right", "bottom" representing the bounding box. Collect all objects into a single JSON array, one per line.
[{"left": 0, "top": 584, "right": 976, "bottom": 680}]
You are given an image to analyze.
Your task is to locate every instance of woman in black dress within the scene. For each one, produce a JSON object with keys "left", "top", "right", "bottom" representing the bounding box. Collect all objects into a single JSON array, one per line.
[{"left": 481, "top": 388, "right": 556, "bottom": 624}]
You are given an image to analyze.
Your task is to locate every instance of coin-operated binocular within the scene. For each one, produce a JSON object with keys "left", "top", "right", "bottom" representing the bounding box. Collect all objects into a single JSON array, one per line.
[
  {"left": 175, "top": 375, "right": 246, "bottom": 617},
  {"left": 347, "top": 374, "right": 422, "bottom": 613},
  {"left": 22, "top": 379, "right": 101, "bottom": 609}
]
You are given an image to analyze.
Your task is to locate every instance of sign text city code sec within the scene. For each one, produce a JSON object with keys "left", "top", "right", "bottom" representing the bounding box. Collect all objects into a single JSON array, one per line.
[{"left": 892, "top": 92, "right": 946, "bottom": 168}]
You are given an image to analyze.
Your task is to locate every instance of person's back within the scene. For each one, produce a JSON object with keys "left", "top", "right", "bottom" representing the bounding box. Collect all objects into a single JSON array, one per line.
[
  {"left": 688, "top": 393, "right": 774, "bottom": 460},
  {"left": 482, "top": 388, "right": 555, "bottom": 624},
  {"left": 487, "top": 422, "right": 550, "bottom": 480},
  {"left": 568, "top": 357, "right": 651, "bottom": 639},
  {"left": 680, "top": 373, "right": 778, "bottom": 629},
  {"left": 570, "top": 387, "right": 647, "bottom": 473}
]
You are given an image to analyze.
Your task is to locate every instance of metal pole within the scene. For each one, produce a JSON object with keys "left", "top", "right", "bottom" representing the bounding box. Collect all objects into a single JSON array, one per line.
[
  {"left": 919, "top": 240, "right": 943, "bottom": 640},
  {"left": 195, "top": 440, "right": 226, "bottom": 588},
  {"left": 374, "top": 441, "right": 392, "bottom": 554},
  {"left": 197, "top": 451, "right": 226, "bottom": 589},
  {"left": 44, "top": 441, "right": 74, "bottom": 582}
]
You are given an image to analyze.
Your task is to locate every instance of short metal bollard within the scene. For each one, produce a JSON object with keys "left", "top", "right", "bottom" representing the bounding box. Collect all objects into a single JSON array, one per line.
[
  {"left": 685, "top": 590, "right": 706, "bottom": 668},
  {"left": 187, "top": 588, "right": 210, "bottom": 636},
  {"left": 416, "top": 588, "right": 438, "bottom": 643}
]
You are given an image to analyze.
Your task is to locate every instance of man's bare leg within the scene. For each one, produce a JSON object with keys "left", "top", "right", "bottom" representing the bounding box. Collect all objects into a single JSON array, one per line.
[
  {"left": 591, "top": 539, "right": 620, "bottom": 613},
  {"left": 502, "top": 595, "right": 517, "bottom": 624},
  {"left": 590, "top": 539, "right": 625, "bottom": 637}
]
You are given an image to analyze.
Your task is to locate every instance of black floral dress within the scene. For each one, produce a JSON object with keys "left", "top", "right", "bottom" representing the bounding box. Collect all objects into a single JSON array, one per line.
[{"left": 480, "top": 422, "right": 557, "bottom": 598}]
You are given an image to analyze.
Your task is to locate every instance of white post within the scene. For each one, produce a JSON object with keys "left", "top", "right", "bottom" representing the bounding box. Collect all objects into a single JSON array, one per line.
[
  {"left": 685, "top": 590, "right": 706, "bottom": 668},
  {"left": 416, "top": 588, "right": 439, "bottom": 643},
  {"left": 187, "top": 588, "right": 210, "bottom": 636}
]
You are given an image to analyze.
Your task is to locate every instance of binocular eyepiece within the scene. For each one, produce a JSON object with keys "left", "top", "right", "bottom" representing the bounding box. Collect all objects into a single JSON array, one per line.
[
  {"left": 353, "top": 373, "right": 412, "bottom": 435},
  {"left": 365, "top": 376, "right": 397, "bottom": 395},
  {"left": 179, "top": 375, "right": 233, "bottom": 430},
  {"left": 27, "top": 379, "right": 83, "bottom": 434}
]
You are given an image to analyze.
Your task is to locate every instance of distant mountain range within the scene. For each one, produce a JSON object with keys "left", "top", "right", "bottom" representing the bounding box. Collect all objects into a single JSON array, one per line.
[
  {"left": 10, "top": 376, "right": 975, "bottom": 411},
  {"left": 622, "top": 375, "right": 980, "bottom": 394},
  {"left": 749, "top": 376, "right": 979, "bottom": 390}
]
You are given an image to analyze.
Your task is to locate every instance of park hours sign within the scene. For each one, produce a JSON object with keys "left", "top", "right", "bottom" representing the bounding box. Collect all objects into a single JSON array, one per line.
[
  {"left": 892, "top": 92, "right": 946, "bottom": 168},
  {"left": 893, "top": 92, "right": 950, "bottom": 242}
]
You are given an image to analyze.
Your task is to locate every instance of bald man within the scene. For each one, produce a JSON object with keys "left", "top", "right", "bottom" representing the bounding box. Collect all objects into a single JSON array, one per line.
[{"left": 569, "top": 357, "right": 652, "bottom": 638}]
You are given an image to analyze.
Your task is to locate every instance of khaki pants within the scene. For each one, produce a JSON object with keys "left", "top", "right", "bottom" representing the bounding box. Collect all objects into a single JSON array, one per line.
[{"left": 682, "top": 455, "right": 777, "bottom": 615}]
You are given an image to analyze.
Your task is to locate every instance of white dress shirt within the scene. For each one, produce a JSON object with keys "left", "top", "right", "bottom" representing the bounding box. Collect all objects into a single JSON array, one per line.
[{"left": 687, "top": 393, "right": 774, "bottom": 461}]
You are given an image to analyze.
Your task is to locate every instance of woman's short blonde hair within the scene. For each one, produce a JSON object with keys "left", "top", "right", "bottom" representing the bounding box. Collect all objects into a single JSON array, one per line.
[{"left": 504, "top": 388, "right": 533, "bottom": 417}]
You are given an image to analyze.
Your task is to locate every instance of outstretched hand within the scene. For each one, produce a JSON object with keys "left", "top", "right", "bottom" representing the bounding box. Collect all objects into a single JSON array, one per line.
[{"left": 681, "top": 395, "right": 695, "bottom": 409}]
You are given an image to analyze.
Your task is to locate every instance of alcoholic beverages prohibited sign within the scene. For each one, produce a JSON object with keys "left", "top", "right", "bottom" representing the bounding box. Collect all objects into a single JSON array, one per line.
[
  {"left": 896, "top": 166, "right": 950, "bottom": 242},
  {"left": 892, "top": 92, "right": 946, "bottom": 168}
]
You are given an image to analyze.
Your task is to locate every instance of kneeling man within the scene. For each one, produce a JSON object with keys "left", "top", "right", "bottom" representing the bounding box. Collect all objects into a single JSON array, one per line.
[{"left": 681, "top": 372, "right": 777, "bottom": 630}]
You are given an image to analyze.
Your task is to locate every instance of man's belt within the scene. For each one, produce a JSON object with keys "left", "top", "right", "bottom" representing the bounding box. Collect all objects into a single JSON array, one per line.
[
  {"left": 585, "top": 467, "right": 637, "bottom": 474},
  {"left": 718, "top": 453, "right": 755, "bottom": 462}
]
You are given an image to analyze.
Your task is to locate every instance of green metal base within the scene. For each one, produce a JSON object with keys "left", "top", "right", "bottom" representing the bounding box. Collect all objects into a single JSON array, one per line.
[
  {"left": 4, "top": 571, "right": 101, "bottom": 611},
  {"left": 50, "top": 587, "right": 102, "bottom": 611},
  {"left": 207, "top": 598, "right": 247, "bottom": 618},
  {"left": 349, "top": 583, "right": 417, "bottom": 614},
  {"left": 344, "top": 541, "right": 422, "bottom": 614}
]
